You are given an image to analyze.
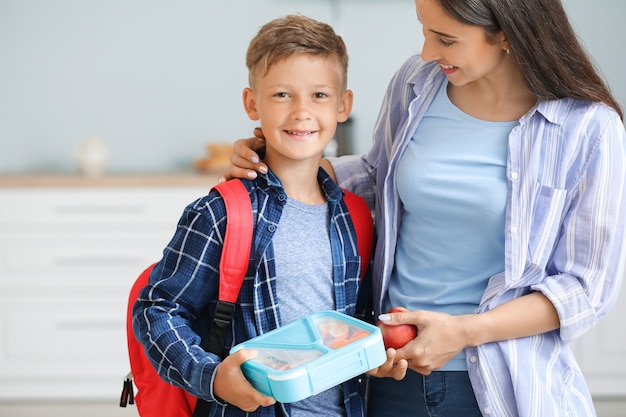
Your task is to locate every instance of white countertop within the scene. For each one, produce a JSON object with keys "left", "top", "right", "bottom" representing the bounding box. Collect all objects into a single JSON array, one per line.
[{"left": 0, "top": 172, "right": 222, "bottom": 188}]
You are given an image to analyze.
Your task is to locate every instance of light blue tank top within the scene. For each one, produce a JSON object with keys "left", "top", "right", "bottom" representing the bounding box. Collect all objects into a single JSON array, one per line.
[{"left": 385, "top": 80, "right": 516, "bottom": 370}]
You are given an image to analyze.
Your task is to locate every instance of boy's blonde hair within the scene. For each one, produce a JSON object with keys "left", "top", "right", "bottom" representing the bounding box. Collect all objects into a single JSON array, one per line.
[{"left": 246, "top": 14, "right": 349, "bottom": 90}]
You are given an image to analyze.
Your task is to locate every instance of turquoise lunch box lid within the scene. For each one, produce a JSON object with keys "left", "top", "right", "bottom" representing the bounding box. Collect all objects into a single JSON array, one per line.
[{"left": 229, "top": 310, "right": 387, "bottom": 403}]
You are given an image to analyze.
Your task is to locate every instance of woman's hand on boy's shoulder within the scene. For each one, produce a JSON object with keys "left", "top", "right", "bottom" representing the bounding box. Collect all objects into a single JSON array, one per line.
[{"left": 218, "top": 128, "right": 268, "bottom": 183}]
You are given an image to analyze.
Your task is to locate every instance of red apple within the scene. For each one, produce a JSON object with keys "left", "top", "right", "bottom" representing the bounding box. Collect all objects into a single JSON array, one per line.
[{"left": 376, "top": 307, "right": 418, "bottom": 349}]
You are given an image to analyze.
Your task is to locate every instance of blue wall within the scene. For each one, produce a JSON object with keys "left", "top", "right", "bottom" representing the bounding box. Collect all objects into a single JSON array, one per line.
[{"left": 0, "top": 0, "right": 623, "bottom": 174}]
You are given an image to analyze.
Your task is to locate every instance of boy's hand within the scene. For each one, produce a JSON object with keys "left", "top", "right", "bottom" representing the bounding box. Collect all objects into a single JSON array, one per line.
[
  {"left": 366, "top": 347, "right": 408, "bottom": 380},
  {"left": 218, "top": 128, "right": 268, "bottom": 183},
  {"left": 213, "top": 349, "right": 276, "bottom": 411}
]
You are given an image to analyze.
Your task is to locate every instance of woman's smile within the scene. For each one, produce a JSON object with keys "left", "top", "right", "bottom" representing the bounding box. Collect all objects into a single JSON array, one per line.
[{"left": 438, "top": 62, "right": 458, "bottom": 75}]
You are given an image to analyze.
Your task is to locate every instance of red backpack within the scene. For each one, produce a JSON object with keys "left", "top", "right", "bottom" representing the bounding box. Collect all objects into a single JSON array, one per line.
[{"left": 120, "top": 179, "right": 373, "bottom": 417}]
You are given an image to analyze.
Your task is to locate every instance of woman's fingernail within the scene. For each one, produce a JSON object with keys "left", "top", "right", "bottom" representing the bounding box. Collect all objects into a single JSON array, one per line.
[
  {"left": 259, "top": 166, "right": 268, "bottom": 174},
  {"left": 251, "top": 156, "right": 259, "bottom": 164},
  {"left": 247, "top": 171, "right": 258, "bottom": 179},
  {"left": 378, "top": 314, "right": 391, "bottom": 322}
]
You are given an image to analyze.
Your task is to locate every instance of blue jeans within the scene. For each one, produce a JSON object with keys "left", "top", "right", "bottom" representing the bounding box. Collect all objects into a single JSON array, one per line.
[{"left": 366, "top": 370, "right": 482, "bottom": 417}]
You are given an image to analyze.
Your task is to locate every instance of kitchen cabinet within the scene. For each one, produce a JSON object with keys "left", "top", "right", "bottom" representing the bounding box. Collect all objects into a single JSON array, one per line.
[
  {"left": 0, "top": 174, "right": 217, "bottom": 400},
  {"left": 0, "top": 173, "right": 624, "bottom": 400}
]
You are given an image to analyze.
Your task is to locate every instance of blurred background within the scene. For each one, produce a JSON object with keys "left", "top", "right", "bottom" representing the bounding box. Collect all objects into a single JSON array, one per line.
[
  {"left": 0, "top": 1, "right": 624, "bottom": 416},
  {"left": 0, "top": 0, "right": 421, "bottom": 174},
  {"left": 0, "top": 0, "right": 624, "bottom": 174}
]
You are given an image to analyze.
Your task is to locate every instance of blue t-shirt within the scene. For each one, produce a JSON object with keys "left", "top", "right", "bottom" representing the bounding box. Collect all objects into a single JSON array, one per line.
[
  {"left": 273, "top": 197, "right": 344, "bottom": 417},
  {"left": 385, "top": 80, "right": 516, "bottom": 370}
]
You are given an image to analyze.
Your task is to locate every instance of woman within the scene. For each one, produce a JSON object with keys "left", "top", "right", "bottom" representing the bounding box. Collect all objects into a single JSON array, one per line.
[{"left": 226, "top": 0, "right": 626, "bottom": 415}]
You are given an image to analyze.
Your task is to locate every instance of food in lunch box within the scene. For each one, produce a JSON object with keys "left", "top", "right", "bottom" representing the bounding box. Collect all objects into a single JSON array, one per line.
[{"left": 317, "top": 318, "right": 370, "bottom": 349}]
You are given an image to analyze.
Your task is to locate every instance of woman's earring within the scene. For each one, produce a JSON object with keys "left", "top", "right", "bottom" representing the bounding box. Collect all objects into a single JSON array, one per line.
[{"left": 505, "top": 48, "right": 510, "bottom": 55}]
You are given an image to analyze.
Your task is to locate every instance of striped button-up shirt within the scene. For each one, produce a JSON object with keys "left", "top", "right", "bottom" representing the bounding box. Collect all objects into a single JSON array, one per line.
[
  {"left": 133, "top": 169, "right": 366, "bottom": 417},
  {"left": 331, "top": 55, "right": 626, "bottom": 416}
]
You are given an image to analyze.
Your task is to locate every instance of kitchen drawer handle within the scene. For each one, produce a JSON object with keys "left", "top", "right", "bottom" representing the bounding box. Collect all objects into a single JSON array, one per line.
[
  {"left": 55, "top": 256, "right": 145, "bottom": 267},
  {"left": 54, "top": 205, "right": 146, "bottom": 215},
  {"left": 57, "top": 320, "right": 123, "bottom": 330}
]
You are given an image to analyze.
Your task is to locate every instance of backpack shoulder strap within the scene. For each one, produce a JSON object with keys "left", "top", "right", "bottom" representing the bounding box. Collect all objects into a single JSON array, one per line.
[
  {"left": 205, "top": 179, "right": 253, "bottom": 356},
  {"left": 341, "top": 189, "right": 373, "bottom": 280},
  {"left": 193, "top": 179, "right": 254, "bottom": 417},
  {"left": 213, "top": 179, "right": 254, "bottom": 303}
]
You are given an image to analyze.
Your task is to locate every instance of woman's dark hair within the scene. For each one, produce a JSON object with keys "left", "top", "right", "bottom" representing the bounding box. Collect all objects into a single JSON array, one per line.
[{"left": 438, "top": 0, "right": 623, "bottom": 120}]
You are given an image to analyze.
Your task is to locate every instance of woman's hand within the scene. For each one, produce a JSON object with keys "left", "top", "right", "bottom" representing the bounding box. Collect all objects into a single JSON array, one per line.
[
  {"left": 380, "top": 309, "right": 471, "bottom": 375},
  {"left": 213, "top": 349, "right": 276, "bottom": 411},
  {"left": 218, "top": 128, "right": 268, "bottom": 183}
]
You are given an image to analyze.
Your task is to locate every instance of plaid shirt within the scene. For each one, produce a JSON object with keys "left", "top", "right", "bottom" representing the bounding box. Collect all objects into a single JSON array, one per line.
[{"left": 133, "top": 169, "right": 366, "bottom": 417}]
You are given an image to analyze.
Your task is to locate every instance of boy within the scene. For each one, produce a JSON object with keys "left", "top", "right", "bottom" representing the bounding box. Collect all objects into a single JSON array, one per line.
[{"left": 133, "top": 14, "right": 365, "bottom": 416}]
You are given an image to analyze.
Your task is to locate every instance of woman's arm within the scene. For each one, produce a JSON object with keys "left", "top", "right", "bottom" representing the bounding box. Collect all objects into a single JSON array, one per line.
[
  {"left": 377, "top": 292, "right": 558, "bottom": 375},
  {"left": 468, "top": 292, "right": 559, "bottom": 345}
]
